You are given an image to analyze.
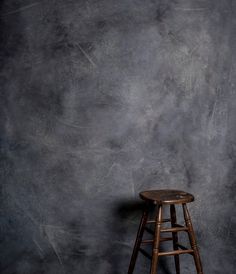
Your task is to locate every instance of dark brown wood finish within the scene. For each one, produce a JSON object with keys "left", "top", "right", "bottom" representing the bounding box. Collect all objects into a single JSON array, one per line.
[
  {"left": 128, "top": 189, "right": 204, "bottom": 274},
  {"left": 128, "top": 204, "right": 149, "bottom": 274},
  {"left": 140, "top": 189, "right": 194, "bottom": 205},
  {"left": 170, "top": 204, "right": 180, "bottom": 274},
  {"left": 150, "top": 205, "right": 162, "bottom": 274},
  {"left": 183, "top": 203, "right": 204, "bottom": 274}
]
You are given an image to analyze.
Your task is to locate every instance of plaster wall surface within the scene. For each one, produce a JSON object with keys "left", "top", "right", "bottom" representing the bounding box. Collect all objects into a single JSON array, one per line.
[{"left": 0, "top": 0, "right": 236, "bottom": 273}]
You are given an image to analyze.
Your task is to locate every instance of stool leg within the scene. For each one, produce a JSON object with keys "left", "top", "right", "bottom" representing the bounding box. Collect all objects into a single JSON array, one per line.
[
  {"left": 128, "top": 204, "right": 149, "bottom": 274},
  {"left": 182, "top": 204, "right": 203, "bottom": 274},
  {"left": 170, "top": 204, "right": 180, "bottom": 274},
  {"left": 150, "top": 205, "right": 162, "bottom": 274}
]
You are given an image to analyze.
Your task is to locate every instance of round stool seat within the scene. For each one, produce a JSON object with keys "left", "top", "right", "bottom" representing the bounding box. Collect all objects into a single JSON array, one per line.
[{"left": 139, "top": 189, "right": 194, "bottom": 204}]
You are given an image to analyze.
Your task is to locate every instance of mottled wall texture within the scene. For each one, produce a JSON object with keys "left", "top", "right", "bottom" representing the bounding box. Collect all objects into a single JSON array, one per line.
[{"left": 1, "top": 0, "right": 236, "bottom": 273}]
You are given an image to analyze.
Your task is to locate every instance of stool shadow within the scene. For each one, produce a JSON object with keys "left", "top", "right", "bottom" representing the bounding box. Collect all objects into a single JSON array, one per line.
[{"left": 110, "top": 199, "right": 172, "bottom": 274}]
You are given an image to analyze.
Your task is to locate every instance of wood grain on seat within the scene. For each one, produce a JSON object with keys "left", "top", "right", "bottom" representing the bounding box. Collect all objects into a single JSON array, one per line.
[{"left": 139, "top": 189, "right": 194, "bottom": 204}]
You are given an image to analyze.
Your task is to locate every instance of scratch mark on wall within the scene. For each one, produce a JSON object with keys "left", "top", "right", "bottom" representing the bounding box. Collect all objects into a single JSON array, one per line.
[
  {"left": 41, "top": 224, "right": 81, "bottom": 240},
  {"left": 77, "top": 43, "right": 97, "bottom": 68},
  {"left": 189, "top": 57, "right": 193, "bottom": 91},
  {"left": 1, "top": 3, "right": 39, "bottom": 17},
  {"left": 40, "top": 224, "right": 68, "bottom": 229},
  {"left": 33, "top": 239, "right": 44, "bottom": 258},
  {"left": 168, "top": 30, "right": 183, "bottom": 44},
  {"left": 174, "top": 7, "right": 207, "bottom": 11},
  {"left": 189, "top": 43, "right": 200, "bottom": 57},
  {"left": 209, "top": 99, "right": 217, "bottom": 124},
  {"left": 59, "top": 251, "right": 84, "bottom": 257},
  {"left": 44, "top": 227, "right": 63, "bottom": 265},
  {"left": 56, "top": 230, "right": 81, "bottom": 240},
  {"left": 56, "top": 117, "right": 90, "bottom": 129},
  {"left": 14, "top": 200, "right": 38, "bottom": 226},
  {"left": 101, "top": 162, "right": 119, "bottom": 180}
]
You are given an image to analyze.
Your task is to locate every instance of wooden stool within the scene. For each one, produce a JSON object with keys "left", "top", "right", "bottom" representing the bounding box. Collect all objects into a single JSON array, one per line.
[{"left": 128, "top": 189, "right": 203, "bottom": 274}]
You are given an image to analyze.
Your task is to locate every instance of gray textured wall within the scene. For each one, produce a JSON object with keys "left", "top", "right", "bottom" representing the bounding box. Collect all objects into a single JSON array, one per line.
[{"left": 1, "top": 0, "right": 236, "bottom": 273}]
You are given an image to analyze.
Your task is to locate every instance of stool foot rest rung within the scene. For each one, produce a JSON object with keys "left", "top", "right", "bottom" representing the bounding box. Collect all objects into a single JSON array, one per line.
[
  {"left": 141, "top": 237, "right": 173, "bottom": 245},
  {"left": 158, "top": 249, "right": 194, "bottom": 256},
  {"left": 160, "top": 225, "right": 188, "bottom": 233},
  {"left": 146, "top": 218, "right": 170, "bottom": 224}
]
